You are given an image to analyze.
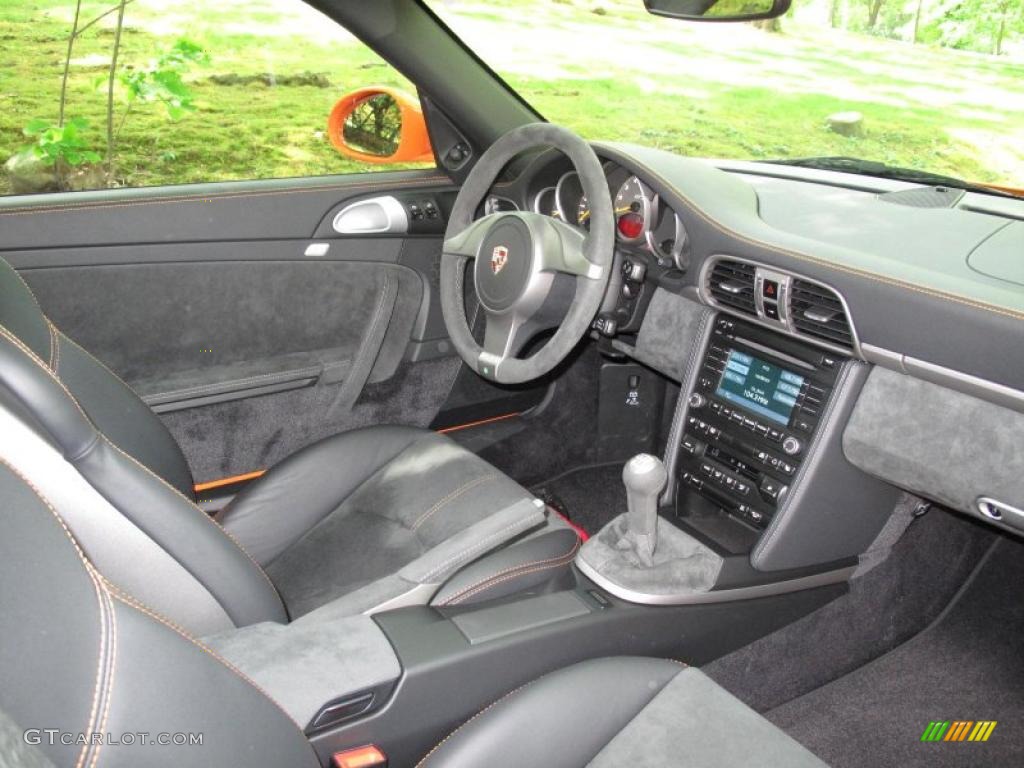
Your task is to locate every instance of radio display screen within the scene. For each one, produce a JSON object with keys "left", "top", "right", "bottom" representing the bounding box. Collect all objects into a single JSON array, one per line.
[{"left": 715, "top": 349, "right": 804, "bottom": 426}]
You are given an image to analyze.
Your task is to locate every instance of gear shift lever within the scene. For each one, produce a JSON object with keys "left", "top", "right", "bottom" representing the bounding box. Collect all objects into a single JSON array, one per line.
[{"left": 621, "top": 453, "right": 668, "bottom": 567}]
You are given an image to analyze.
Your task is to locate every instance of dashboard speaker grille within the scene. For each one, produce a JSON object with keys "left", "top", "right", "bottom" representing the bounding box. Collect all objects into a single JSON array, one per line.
[
  {"left": 791, "top": 279, "right": 854, "bottom": 349},
  {"left": 707, "top": 259, "right": 756, "bottom": 315}
]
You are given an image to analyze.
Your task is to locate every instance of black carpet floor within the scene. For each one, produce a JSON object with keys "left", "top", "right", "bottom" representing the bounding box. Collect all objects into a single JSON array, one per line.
[
  {"left": 531, "top": 463, "right": 626, "bottom": 536},
  {"left": 767, "top": 532, "right": 1024, "bottom": 767},
  {"left": 705, "top": 508, "right": 995, "bottom": 712}
]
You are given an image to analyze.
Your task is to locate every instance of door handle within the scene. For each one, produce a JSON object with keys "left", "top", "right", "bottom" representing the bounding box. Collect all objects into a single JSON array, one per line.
[{"left": 332, "top": 196, "right": 409, "bottom": 234}]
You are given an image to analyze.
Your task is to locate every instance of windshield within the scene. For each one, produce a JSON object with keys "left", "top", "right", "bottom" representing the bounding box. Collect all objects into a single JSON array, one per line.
[{"left": 431, "top": 0, "right": 1024, "bottom": 189}]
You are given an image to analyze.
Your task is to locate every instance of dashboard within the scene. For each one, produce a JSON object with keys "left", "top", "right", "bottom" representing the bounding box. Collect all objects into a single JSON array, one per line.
[{"left": 483, "top": 142, "right": 1024, "bottom": 547}]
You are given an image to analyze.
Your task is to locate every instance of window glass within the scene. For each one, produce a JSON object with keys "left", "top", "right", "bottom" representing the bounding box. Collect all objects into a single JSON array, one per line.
[
  {"left": 0, "top": 0, "right": 434, "bottom": 196},
  {"left": 432, "top": 0, "right": 1024, "bottom": 189}
]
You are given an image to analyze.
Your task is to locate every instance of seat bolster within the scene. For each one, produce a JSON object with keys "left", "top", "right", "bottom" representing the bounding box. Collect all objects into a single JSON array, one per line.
[
  {"left": 416, "top": 657, "right": 682, "bottom": 768},
  {"left": 77, "top": 437, "right": 288, "bottom": 627},
  {"left": 217, "top": 425, "right": 426, "bottom": 565},
  {"left": 588, "top": 668, "right": 828, "bottom": 768}
]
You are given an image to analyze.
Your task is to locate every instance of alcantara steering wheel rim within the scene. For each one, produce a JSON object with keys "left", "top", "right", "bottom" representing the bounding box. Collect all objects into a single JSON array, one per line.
[{"left": 440, "top": 123, "right": 614, "bottom": 385}]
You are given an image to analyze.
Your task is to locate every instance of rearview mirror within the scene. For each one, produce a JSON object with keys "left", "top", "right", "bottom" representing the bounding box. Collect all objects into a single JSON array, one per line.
[
  {"left": 644, "top": 0, "right": 791, "bottom": 22},
  {"left": 328, "top": 87, "right": 433, "bottom": 165}
]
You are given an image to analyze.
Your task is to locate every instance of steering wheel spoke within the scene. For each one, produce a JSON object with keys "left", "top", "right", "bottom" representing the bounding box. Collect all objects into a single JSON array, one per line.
[
  {"left": 442, "top": 216, "right": 496, "bottom": 260},
  {"left": 439, "top": 123, "right": 614, "bottom": 384},
  {"left": 477, "top": 311, "right": 533, "bottom": 378},
  {"left": 536, "top": 218, "right": 605, "bottom": 280}
]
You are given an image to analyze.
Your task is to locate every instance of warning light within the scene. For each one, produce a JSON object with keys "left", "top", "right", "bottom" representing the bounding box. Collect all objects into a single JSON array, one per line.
[{"left": 617, "top": 212, "right": 644, "bottom": 239}]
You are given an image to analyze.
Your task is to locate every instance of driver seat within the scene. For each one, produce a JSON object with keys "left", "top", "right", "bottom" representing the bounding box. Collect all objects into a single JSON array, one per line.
[{"left": 0, "top": 257, "right": 562, "bottom": 629}]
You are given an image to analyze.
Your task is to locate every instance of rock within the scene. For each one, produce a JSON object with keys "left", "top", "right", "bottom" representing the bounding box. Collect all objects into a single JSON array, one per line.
[
  {"left": 826, "top": 111, "right": 864, "bottom": 137},
  {"left": 4, "top": 151, "right": 59, "bottom": 195}
]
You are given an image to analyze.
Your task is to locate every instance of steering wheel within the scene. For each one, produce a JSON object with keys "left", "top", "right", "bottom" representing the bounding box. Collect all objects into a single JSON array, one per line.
[{"left": 440, "top": 123, "right": 614, "bottom": 384}]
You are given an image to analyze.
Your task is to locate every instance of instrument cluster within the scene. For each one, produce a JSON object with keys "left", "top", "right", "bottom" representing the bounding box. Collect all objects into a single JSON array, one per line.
[{"left": 530, "top": 163, "right": 687, "bottom": 269}]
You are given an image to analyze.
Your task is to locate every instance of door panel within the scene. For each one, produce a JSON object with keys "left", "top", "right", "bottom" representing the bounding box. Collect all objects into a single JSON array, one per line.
[
  {"left": 4, "top": 173, "right": 552, "bottom": 483},
  {"left": 3, "top": 174, "right": 461, "bottom": 482}
]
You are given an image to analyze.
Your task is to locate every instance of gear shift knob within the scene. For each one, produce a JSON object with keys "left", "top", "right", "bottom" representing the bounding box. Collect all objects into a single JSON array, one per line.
[{"left": 622, "top": 453, "right": 667, "bottom": 566}]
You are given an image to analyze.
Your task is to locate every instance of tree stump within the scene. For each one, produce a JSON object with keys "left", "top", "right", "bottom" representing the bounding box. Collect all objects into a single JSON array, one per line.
[
  {"left": 826, "top": 112, "right": 864, "bottom": 137},
  {"left": 4, "top": 152, "right": 59, "bottom": 195}
]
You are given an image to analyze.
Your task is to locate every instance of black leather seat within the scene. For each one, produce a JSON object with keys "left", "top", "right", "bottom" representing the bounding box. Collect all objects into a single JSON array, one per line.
[
  {"left": 0, "top": 459, "right": 826, "bottom": 768},
  {"left": 0, "top": 258, "right": 552, "bottom": 625}
]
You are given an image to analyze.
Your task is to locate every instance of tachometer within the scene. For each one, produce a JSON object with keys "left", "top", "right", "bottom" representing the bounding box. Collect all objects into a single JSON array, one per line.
[
  {"left": 576, "top": 195, "right": 590, "bottom": 229},
  {"left": 614, "top": 176, "right": 655, "bottom": 243}
]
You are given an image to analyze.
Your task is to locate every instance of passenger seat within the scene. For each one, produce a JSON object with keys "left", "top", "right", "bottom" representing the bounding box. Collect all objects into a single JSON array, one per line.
[{"left": 0, "top": 458, "right": 824, "bottom": 768}]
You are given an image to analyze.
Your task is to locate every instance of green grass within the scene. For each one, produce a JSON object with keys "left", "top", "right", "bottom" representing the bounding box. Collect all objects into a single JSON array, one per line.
[
  {"left": 0, "top": 0, "right": 427, "bottom": 193},
  {"left": 1, "top": 0, "right": 1022, "bottom": 195}
]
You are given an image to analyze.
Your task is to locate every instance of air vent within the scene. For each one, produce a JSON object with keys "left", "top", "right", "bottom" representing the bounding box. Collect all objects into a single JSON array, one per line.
[
  {"left": 707, "top": 259, "right": 756, "bottom": 315},
  {"left": 790, "top": 279, "right": 854, "bottom": 349}
]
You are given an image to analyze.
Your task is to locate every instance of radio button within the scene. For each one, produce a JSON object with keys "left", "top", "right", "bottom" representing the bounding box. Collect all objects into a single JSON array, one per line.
[
  {"left": 782, "top": 436, "right": 802, "bottom": 456},
  {"left": 759, "top": 477, "right": 786, "bottom": 503},
  {"left": 768, "top": 429, "right": 783, "bottom": 443},
  {"left": 755, "top": 424, "right": 770, "bottom": 438},
  {"left": 794, "top": 418, "right": 813, "bottom": 433}
]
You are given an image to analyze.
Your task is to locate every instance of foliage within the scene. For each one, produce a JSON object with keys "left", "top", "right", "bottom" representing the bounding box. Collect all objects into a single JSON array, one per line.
[
  {"left": 828, "top": 0, "right": 1024, "bottom": 54},
  {"left": 922, "top": 0, "right": 1024, "bottom": 54},
  {"left": 1, "top": 0, "right": 1021, "bottom": 196},
  {"left": 20, "top": 117, "right": 101, "bottom": 167},
  {"left": 118, "top": 39, "right": 209, "bottom": 121}
]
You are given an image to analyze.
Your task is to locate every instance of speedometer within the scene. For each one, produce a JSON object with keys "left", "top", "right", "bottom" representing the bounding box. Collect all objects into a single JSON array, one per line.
[{"left": 614, "top": 176, "right": 655, "bottom": 243}]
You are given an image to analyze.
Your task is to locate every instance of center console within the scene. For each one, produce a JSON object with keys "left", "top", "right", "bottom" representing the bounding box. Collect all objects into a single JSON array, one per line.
[{"left": 676, "top": 315, "right": 844, "bottom": 531}]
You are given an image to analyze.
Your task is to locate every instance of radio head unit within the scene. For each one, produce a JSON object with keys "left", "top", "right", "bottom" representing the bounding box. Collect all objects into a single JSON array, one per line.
[
  {"left": 715, "top": 349, "right": 804, "bottom": 428},
  {"left": 676, "top": 316, "right": 844, "bottom": 531}
]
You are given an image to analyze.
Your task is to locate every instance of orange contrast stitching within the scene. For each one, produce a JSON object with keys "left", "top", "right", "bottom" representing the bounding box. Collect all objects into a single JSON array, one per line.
[
  {"left": 604, "top": 149, "right": 1024, "bottom": 322},
  {"left": 0, "top": 175, "right": 452, "bottom": 217},
  {"left": 410, "top": 474, "right": 499, "bottom": 531},
  {"left": 0, "top": 323, "right": 279, "bottom": 597},
  {"left": 0, "top": 457, "right": 109, "bottom": 768},
  {"left": 102, "top": 582, "right": 304, "bottom": 732},
  {"left": 442, "top": 537, "right": 581, "bottom": 605}
]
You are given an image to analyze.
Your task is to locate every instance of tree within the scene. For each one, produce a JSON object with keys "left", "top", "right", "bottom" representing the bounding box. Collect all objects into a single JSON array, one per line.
[
  {"left": 913, "top": 0, "right": 926, "bottom": 42},
  {"left": 932, "top": 0, "right": 1024, "bottom": 54},
  {"left": 867, "top": 0, "right": 886, "bottom": 29}
]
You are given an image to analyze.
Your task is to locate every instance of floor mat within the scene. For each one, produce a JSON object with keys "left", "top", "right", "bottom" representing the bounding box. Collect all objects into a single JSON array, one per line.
[
  {"left": 704, "top": 508, "right": 995, "bottom": 712},
  {"left": 532, "top": 463, "right": 625, "bottom": 535},
  {"left": 767, "top": 533, "right": 1024, "bottom": 767}
]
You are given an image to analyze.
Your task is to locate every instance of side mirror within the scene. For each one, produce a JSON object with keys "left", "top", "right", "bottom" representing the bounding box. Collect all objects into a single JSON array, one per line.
[
  {"left": 644, "top": 0, "right": 791, "bottom": 22},
  {"left": 327, "top": 87, "right": 433, "bottom": 165}
]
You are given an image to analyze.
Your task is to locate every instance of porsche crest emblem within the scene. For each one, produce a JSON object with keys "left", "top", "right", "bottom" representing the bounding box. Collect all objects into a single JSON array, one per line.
[{"left": 490, "top": 245, "right": 509, "bottom": 275}]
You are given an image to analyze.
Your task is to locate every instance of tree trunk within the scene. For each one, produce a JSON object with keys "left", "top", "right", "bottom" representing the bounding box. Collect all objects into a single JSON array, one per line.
[
  {"left": 995, "top": 16, "right": 1006, "bottom": 55},
  {"left": 913, "top": 0, "right": 924, "bottom": 43},
  {"left": 867, "top": 0, "right": 884, "bottom": 29},
  {"left": 59, "top": 0, "right": 83, "bottom": 127},
  {"left": 830, "top": 0, "right": 841, "bottom": 28},
  {"left": 105, "top": 0, "right": 128, "bottom": 184},
  {"left": 753, "top": 17, "right": 782, "bottom": 32}
]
